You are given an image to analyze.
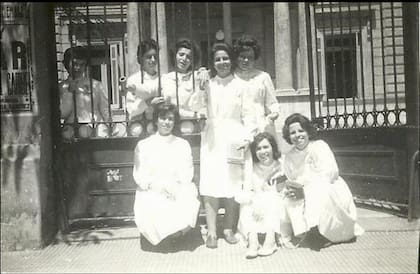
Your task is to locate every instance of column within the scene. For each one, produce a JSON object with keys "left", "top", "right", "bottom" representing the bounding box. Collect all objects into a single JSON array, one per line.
[
  {"left": 223, "top": 3, "right": 232, "bottom": 44},
  {"left": 274, "top": 3, "right": 295, "bottom": 92},
  {"left": 151, "top": 2, "right": 168, "bottom": 74},
  {"left": 127, "top": 3, "right": 140, "bottom": 75},
  {"left": 297, "top": 2, "right": 309, "bottom": 93}
]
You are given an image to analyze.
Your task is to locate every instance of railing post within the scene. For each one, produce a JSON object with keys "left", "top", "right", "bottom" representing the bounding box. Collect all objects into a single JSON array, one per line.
[{"left": 403, "top": 2, "right": 420, "bottom": 221}]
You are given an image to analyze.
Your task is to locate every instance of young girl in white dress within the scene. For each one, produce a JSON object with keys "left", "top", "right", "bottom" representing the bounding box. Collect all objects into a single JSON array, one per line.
[{"left": 236, "top": 132, "right": 284, "bottom": 259}]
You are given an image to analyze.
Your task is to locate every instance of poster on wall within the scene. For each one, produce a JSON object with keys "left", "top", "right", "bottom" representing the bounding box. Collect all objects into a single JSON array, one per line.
[{"left": 1, "top": 2, "right": 32, "bottom": 113}]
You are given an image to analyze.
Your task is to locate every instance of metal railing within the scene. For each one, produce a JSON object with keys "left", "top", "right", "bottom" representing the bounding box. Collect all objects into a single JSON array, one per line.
[
  {"left": 307, "top": 2, "right": 406, "bottom": 130},
  {"left": 54, "top": 3, "right": 211, "bottom": 141}
]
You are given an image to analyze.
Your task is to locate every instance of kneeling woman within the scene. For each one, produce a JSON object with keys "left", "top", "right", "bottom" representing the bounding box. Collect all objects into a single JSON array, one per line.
[
  {"left": 280, "top": 113, "right": 364, "bottom": 248},
  {"left": 133, "top": 103, "right": 200, "bottom": 245}
]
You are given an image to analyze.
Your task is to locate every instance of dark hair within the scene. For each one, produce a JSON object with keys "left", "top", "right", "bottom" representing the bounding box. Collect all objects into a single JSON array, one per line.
[
  {"left": 152, "top": 102, "right": 181, "bottom": 135},
  {"left": 233, "top": 34, "right": 261, "bottom": 60},
  {"left": 174, "top": 38, "right": 201, "bottom": 70},
  {"left": 137, "top": 39, "right": 159, "bottom": 64},
  {"left": 282, "top": 113, "right": 317, "bottom": 144},
  {"left": 209, "top": 42, "right": 235, "bottom": 77},
  {"left": 63, "top": 46, "right": 88, "bottom": 72},
  {"left": 251, "top": 132, "right": 281, "bottom": 163}
]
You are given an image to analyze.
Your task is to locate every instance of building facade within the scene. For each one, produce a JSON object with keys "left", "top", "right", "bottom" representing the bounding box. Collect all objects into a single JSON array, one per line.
[{"left": 1, "top": 2, "right": 419, "bottom": 250}]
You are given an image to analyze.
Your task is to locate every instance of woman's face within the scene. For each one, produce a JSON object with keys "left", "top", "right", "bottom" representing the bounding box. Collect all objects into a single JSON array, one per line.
[
  {"left": 69, "top": 58, "right": 87, "bottom": 77},
  {"left": 236, "top": 48, "right": 256, "bottom": 72},
  {"left": 289, "top": 122, "right": 309, "bottom": 150},
  {"left": 213, "top": 50, "right": 231, "bottom": 78},
  {"left": 140, "top": 48, "right": 157, "bottom": 75},
  {"left": 156, "top": 111, "right": 175, "bottom": 136},
  {"left": 255, "top": 138, "right": 274, "bottom": 165},
  {"left": 176, "top": 47, "right": 192, "bottom": 73}
]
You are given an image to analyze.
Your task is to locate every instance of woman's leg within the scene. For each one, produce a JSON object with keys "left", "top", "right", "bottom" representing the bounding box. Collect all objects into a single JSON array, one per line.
[
  {"left": 224, "top": 197, "right": 239, "bottom": 231},
  {"left": 203, "top": 196, "right": 219, "bottom": 248},
  {"left": 223, "top": 197, "right": 239, "bottom": 244},
  {"left": 246, "top": 232, "right": 259, "bottom": 259}
]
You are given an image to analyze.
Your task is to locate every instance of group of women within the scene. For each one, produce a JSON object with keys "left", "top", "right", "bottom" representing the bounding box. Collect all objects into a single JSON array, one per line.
[{"left": 129, "top": 35, "right": 364, "bottom": 259}]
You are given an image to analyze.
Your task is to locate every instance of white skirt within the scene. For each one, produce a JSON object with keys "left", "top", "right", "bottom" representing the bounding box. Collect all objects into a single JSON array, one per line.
[
  {"left": 133, "top": 183, "right": 200, "bottom": 245},
  {"left": 238, "top": 191, "right": 283, "bottom": 236}
]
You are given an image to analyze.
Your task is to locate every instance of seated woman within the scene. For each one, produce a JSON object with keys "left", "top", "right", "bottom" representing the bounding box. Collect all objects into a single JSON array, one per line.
[
  {"left": 236, "top": 132, "right": 283, "bottom": 259},
  {"left": 132, "top": 102, "right": 200, "bottom": 246},
  {"left": 279, "top": 113, "right": 364, "bottom": 249}
]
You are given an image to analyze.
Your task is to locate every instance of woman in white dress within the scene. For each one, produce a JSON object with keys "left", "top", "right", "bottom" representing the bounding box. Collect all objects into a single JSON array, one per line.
[
  {"left": 200, "top": 42, "right": 257, "bottom": 249},
  {"left": 132, "top": 103, "right": 200, "bottom": 246},
  {"left": 126, "top": 39, "right": 160, "bottom": 121},
  {"left": 152, "top": 38, "right": 207, "bottom": 119},
  {"left": 236, "top": 132, "right": 283, "bottom": 259},
  {"left": 279, "top": 113, "right": 364, "bottom": 249},
  {"left": 233, "top": 35, "right": 280, "bottom": 142}
]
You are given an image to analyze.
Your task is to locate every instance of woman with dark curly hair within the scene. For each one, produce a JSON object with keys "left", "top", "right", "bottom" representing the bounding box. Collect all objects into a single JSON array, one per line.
[
  {"left": 233, "top": 34, "right": 280, "bottom": 143},
  {"left": 236, "top": 132, "right": 284, "bottom": 258},
  {"left": 152, "top": 38, "right": 208, "bottom": 119},
  {"left": 199, "top": 42, "right": 257, "bottom": 249},
  {"left": 125, "top": 39, "right": 160, "bottom": 121},
  {"left": 279, "top": 113, "right": 364, "bottom": 250}
]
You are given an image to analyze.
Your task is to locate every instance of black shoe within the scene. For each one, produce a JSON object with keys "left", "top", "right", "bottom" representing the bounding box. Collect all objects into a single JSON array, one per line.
[
  {"left": 223, "top": 230, "right": 239, "bottom": 245},
  {"left": 206, "top": 235, "right": 218, "bottom": 249}
]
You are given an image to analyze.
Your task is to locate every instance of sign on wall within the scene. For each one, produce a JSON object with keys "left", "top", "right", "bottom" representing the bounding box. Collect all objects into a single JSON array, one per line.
[{"left": 1, "top": 3, "right": 32, "bottom": 113}]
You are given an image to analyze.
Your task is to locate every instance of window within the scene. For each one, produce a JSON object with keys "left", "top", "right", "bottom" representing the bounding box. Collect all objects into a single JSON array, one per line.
[{"left": 325, "top": 34, "right": 357, "bottom": 99}]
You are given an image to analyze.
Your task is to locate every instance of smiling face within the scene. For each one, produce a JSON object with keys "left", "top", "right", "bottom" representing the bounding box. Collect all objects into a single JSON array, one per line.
[
  {"left": 213, "top": 50, "right": 232, "bottom": 78},
  {"left": 156, "top": 111, "right": 175, "bottom": 136},
  {"left": 255, "top": 138, "right": 274, "bottom": 166},
  {"left": 289, "top": 122, "right": 310, "bottom": 150},
  {"left": 236, "top": 48, "right": 256, "bottom": 72},
  {"left": 140, "top": 48, "right": 157, "bottom": 75},
  {"left": 175, "top": 47, "right": 192, "bottom": 73}
]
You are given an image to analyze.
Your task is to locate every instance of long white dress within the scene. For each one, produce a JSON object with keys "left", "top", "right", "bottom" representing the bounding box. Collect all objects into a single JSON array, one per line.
[
  {"left": 161, "top": 71, "right": 205, "bottom": 119},
  {"left": 126, "top": 70, "right": 159, "bottom": 120},
  {"left": 133, "top": 133, "right": 200, "bottom": 245},
  {"left": 234, "top": 69, "right": 280, "bottom": 141},
  {"left": 199, "top": 75, "right": 257, "bottom": 198},
  {"left": 281, "top": 140, "right": 364, "bottom": 243},
  {"left": 237, "top": 160, "right": 283, "bottom": 237}
]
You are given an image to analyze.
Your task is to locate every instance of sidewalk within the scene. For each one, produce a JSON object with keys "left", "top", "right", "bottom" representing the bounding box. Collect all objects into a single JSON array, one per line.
[{"left": 2, "top": 207, "right": 419, "bottom": 273}]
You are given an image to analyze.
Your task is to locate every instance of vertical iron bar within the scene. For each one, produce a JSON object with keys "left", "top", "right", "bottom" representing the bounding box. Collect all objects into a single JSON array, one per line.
[
  {"left": 172, "top": 2, "right": 179, "bottom": 107},
  {"left": 320, "top": 2, "right": 330, "bottom": 126},
  {"left": 357, "top": 2, "right": 367, "bottom": 126},
  {"left": 328, "top": 2, "right": 339, "bottom": 127},
  {"left": 305, "top": 3, "right": 316, "bottom": 120},
  {"left": 206, "top": 3, "right": 211, "bottom": 67},
  {"left": 120, "top": 3, "right": 129, "bottom": 122},
  {"left": 188, "top": 3, "right": 196, "bottom": 95},
  {"left": 86, "top": 3, "right": 96, "bottom": 135},
  {"left": 348, "top": 3, "right": 357, "bottom": 125},
  {"left": 154, "top": 2, "right": 162, "bottom": 97},
  {"left": 68, "top": 5, "right": 78, "bottom": 137},
  {"left": 103, "top": 4, "right": 112, "bottom": 124},
  {"left": 313, "top": 3, "right": 322, "bottom": 119},
  {"left": 138, "top": 3, "right": 144, "bottom": 84},
  {"left": 390, "top": 2, "right": 400, "bottom": 120},
  {"left": 368, "top": 2, "right": 377, "bottom": 126},
  {"left": 338, "top": 3, "right": 348, "bottom": 128},
  {"left": 379, "top": 2, "right": 388, "bottom": 124},
  {"left": 120, "top": 3, "right": 126, "bottom": 77}
]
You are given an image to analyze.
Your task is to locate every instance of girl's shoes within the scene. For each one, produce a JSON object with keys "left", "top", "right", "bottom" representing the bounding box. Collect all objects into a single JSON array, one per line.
[
  {"left": 245, "top": 247, "right": 258, "bottom": 259},
  {"left": 257, "top": 245, "right": 278, "bottom": 256},
  {"left": 206, "top": 235, "right": 218, "bottom": 249}
]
